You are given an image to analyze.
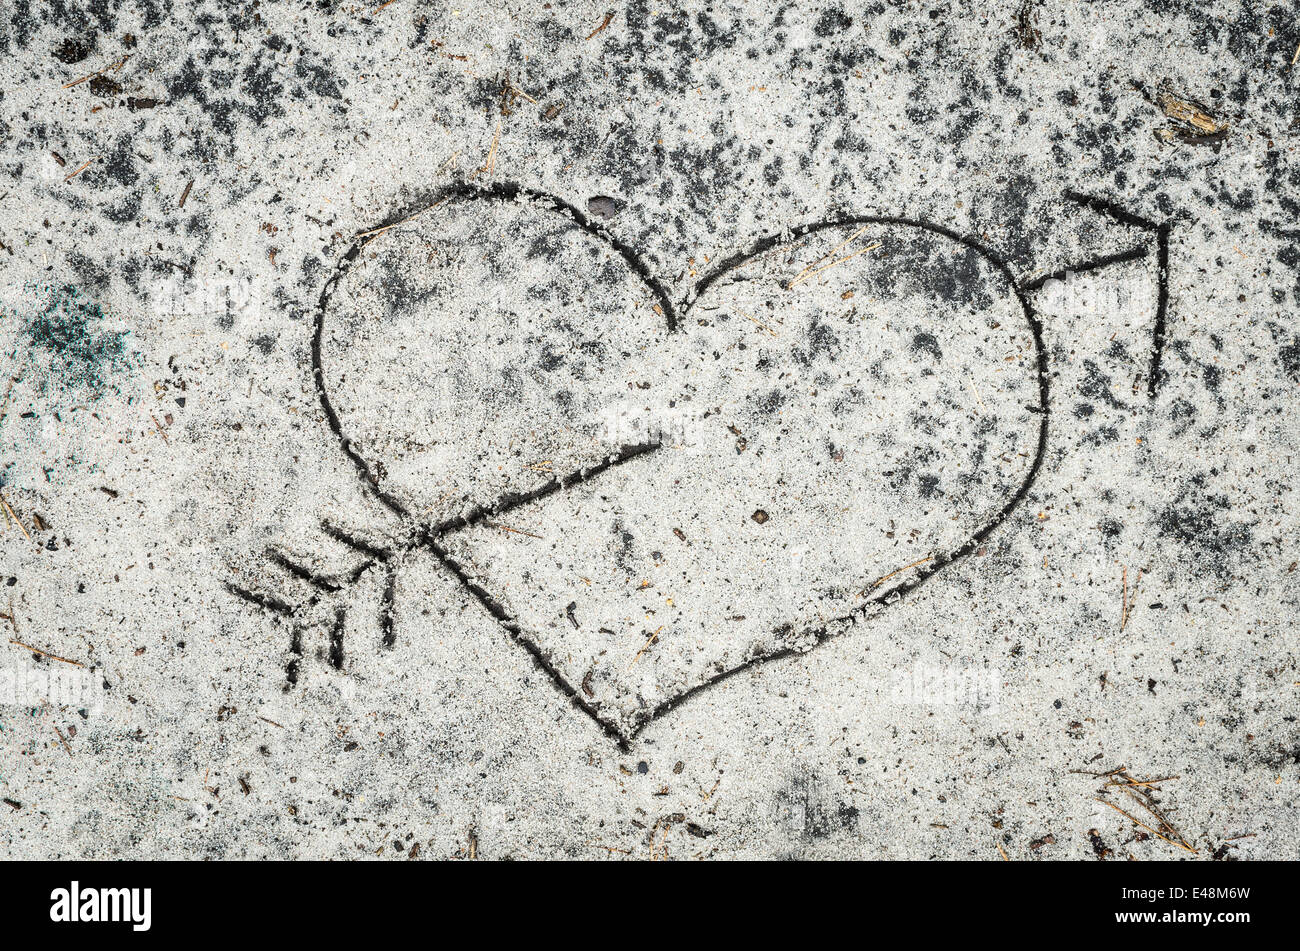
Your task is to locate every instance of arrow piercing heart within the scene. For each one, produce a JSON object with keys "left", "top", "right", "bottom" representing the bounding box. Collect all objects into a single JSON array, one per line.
[{"left": 313, "top": 182, "right": 1047, "bottom": 745}]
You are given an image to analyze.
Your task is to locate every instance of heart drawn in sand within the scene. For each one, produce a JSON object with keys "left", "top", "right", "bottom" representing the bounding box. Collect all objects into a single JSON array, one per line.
[{"left": 314, "top": 182, "right": 1048, "bottom": 746}]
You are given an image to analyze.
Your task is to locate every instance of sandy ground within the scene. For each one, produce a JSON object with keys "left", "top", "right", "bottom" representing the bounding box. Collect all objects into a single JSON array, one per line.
[{"left": 1, "top": 1, "right": 1298, "bottom": 860}]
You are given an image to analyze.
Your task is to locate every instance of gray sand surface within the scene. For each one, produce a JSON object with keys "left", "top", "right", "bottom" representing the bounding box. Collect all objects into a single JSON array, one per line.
[{"left": 1, "top": 1, "right": 1297, "bottom": 859}]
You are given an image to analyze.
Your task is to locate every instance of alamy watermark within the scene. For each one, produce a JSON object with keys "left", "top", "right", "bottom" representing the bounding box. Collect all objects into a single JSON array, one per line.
[
  {"left": 151, "top": 272, "right": 260, "bottom": 325},
  {"left": 0, "top": 663, "right": 103, "bottom": 716},
  {"left": 890, "top": 661, "right": 1001, "bottom": 713},
  {"left": 1036, "top": 270, "right": 1150, "bottom": 317}
]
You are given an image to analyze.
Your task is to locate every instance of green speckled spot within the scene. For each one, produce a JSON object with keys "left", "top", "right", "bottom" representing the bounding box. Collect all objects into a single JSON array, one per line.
[{"left": 23, "top": 284, "right": 133, "bottom": 394}]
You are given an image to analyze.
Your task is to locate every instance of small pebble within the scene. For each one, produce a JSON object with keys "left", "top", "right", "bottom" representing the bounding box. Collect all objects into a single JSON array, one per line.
[{"left": 586, "top": 195, "right": 621, "bottom": 221}]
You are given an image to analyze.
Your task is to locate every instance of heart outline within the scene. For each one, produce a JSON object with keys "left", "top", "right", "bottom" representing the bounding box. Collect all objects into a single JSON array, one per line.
[{"left": 312, "top": 181, "right": 1050, "bottom": 747}]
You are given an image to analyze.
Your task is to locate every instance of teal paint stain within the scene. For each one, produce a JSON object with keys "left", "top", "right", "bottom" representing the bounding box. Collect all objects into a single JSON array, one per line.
[
  {"left": 19, "top": 284, "right": 134, "bottom": 395},
  {"left": 1, "top": 286, "right": 136, "bottom": 488}
]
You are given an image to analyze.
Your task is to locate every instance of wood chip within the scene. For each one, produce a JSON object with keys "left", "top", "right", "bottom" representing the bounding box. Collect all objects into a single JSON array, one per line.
[
  {"left": 1157, "top": 92, "right": 1227, "bottom": 134},
  {"left": 586, "top": 12, "right": 614, "bottom": 40}
]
